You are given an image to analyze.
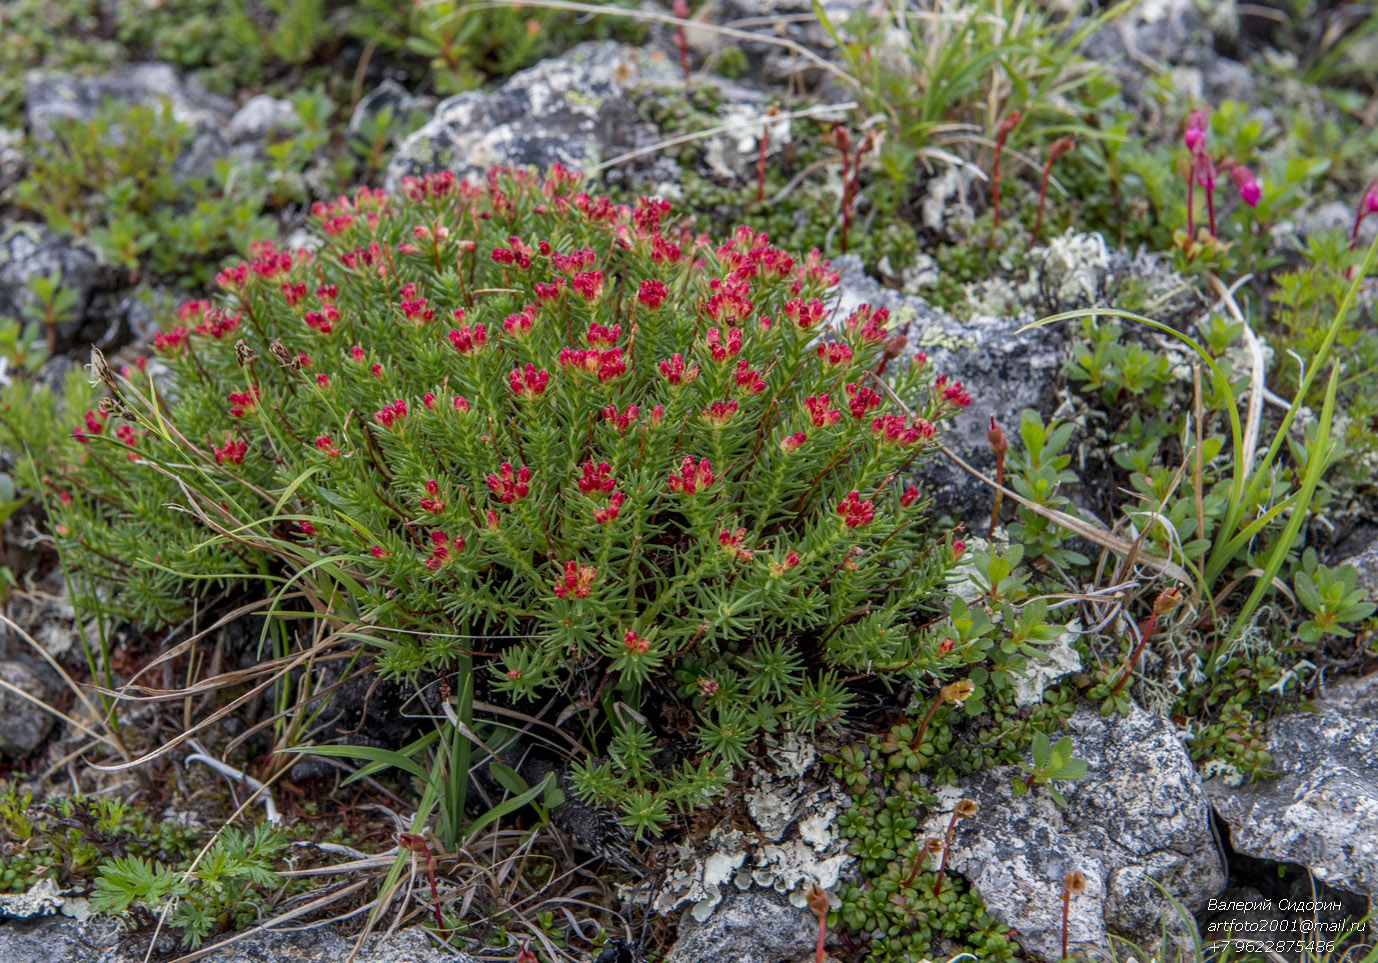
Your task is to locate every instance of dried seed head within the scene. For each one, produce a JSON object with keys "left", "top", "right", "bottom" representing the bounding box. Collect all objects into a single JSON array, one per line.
[
  {"left": 96, "top": 397, "right": 133, "bottom": 421},
  {"left": 805, "top": 882, "right": 829, "bottom": 918},
  {"left": 955, "top": 798, "right": 979, "bottom": 818},
  {"left": 941, "top": 678, "right": 975, "bottom": 705},
  {"left": 234, "top": 339, "right": 257, "bottom": 367},
  {"left": 268, "top": 339, "right": 299, "bottom": 370},
  {"left": 1152, "top": 586, "right": 1184, "bottom": 618},
  {"left": 86, "top": 347, "right": 118, "bottom": 392},
  {"left": 1063, "top": 870, "right": 1086, "bottom": 895},
  {"left": 923, "top": 837, "right": 946, "bottom": 856}
]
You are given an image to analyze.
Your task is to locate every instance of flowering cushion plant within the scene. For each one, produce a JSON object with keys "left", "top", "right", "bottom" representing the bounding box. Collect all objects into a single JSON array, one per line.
[{"left": 4, "top": 166, "right": 978, "bottom": 835}]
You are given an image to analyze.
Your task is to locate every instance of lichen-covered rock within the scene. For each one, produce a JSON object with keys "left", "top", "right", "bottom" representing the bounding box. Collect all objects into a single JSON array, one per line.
[
  {"left": 663, "top": 887, "right": 819, "bottom": 963},
  {"left": 919, "top": 704, "right": 1225, "bottom": 962},
  {"left": 650, "top": 734, "right": 852, "bottom": 922},
  {"left": 24, "top": 63, "right": 233, "bottom": 142},
  {"left": 386, "top": 41, "right": 681, "bottom": 192},
  {"left": 0, "top": 660, "right": 56, "bottom": 757},
  {"left": 1341, "top": 533, "right": 1378, "bottom": 602},
  {"left": 1205, "top": 673, "right": 1378, "bottom": 900},
  {"left": 829, "top": 253, "right": 1069, "bottom": 521}
]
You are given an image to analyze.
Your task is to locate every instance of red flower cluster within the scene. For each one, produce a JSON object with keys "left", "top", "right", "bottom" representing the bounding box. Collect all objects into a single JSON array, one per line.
[
  {"left": 503, "top": 304, "right": 537, "bottom": 338},
  {"left": 783, "top": 298, "right": 826, "bottom": 329},
  {"left": 571, "top": 270, "right": 604, "bottom": 301},
  {"left": 154, "top": 326, "right": 190, "bottom": 353},
  {"left": 845, "top": 304, "right": 890, "bottom": 343},
  {"left": 816, "top": 341, "right": 852, "bottom": 366},
  {"left": 315, "top": 434, "right": 340, "bottom": 458},
  {"left": 585, "top": 322, "right": 621, "bottom": 347},
  {"left": 934, "top": 375, "right": 972, "bottom": 408},
  {"left": 491, "top": 235, "right": 534, "bottom": 268},
  {"left": 577, "top": 461, "right": 616, "bottom": 495},
  {"left": 844, "top": 383, "right": 882, "bottom": 419},
  {"left": 667, "top": 456, "right": 715, "bottom": 494},
  {"left": 701, "top": 400, "right": 738, "bottom": 427},
  {"left": 871, "top": 414, "right": 936, "bottom": 446},
  {"left": 486, "top": 462, "right": 532, "bottom": 503},
  {"left": 509, "top": 364, "right": 550, "bottom": 399},
  {"left": 448, "top": 322, "right": 488, "bottom": 355},
  {"left": 593, "top": 491, "right": 626, "bottom": 524},
  {"left": 622, "top": 630, "right": 650, "bottom": 653},
  {"left": 551, "top": 248, "right": 596, "bottom": 274},
  {"left": 805, "top": 394, "right": 841, "bottom": 428},
  {"left": 718, "top": 527, "right": 752, "bottom": 561},
  {"left": 373, "top": 398, "right": 408, "bottom": 427},
  {"left": 558, "top": 346, "right": 625, "bottom": 382},
  {"left": 658, "top": 353, "right": 700, "bottom": 386},
  {"left": 602, "top": 403, "right": 641, "bottom": 434},
  {"left": 213, "top": 437, "right": 247, "bottom": 465},
  {"left": 553, "top": 560, "right": 596, "bottom": 599},
  {"left": 733, "top": 359, "right": 766, "bottom": 394},
  {"left": 424, "top": 529, "right": 465, "bottom": 570},
  {"left": 706, "top": 326, "right": 742, "bottom": 361},
  {"left": 837, "top": 490, "right": 875, "bottom": 528},
  {"left": 419, "top": 478, "right": 445, "bottom": 514},
  {"left": 227, "top": 386, "right": 260, "bottom": 419},
  {"left": 780, "top": 431, "right": 807, "bottom": 452},
  {"left": 637, "top": 278, "right": 667, "bottom": 308}
]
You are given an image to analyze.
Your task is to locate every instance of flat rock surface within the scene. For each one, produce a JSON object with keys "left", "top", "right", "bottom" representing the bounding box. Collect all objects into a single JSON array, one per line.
[
  {"left": 1206, "top": 673, "right": 1378, "bottom": 901},
  {"left": 921, "top": 704, "right": 1225, "bottom": 961}
]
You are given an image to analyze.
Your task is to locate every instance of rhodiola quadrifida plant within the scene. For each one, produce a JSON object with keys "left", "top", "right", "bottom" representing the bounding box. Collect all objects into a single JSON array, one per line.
[{"left": 2, "top": 165, "right": 993, "bottom": 837}]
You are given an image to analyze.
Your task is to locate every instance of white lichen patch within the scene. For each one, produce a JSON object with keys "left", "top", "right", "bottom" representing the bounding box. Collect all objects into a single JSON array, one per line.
[
  {"left": 0, "top": 879, "right": 91, "bottom": 921},
  {"left": 643, "top": 732, "right": 852, "bottom": 921},
  {"left": 1020, "top": 231, "right": 1111, "bottom": 306},
  {"left": 1012, "top": 620, "right": 1085, "bottom": 707}
]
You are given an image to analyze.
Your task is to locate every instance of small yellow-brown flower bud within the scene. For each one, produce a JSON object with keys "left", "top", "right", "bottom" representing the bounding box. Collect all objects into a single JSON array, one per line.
[
  {"left": 941, "top": 679, "right": 975, "bottom": 705},
  {"left": 1063, "top": 870, "right": 1086, "bottom": 895}
]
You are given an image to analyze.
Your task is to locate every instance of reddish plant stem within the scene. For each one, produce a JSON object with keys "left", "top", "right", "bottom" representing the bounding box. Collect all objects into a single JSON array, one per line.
[
  {"left": 1186, "top": 170, "right": 1196, "bottom": 238},
  {"left": 987, "top": 415, "right": 1007, "bottom": 539},
  {"left": 990, "top": 110, "right": 1021, "bottom": 233},
  {"left": 906, "top": 690, "right": 944, "bottom": 752},
  {"left": 1061, "top": 890, "right": 1071, "bottom": 959},
  {"left": 673, "top": 0, "right": 691, "bottom": 89},
  {"left": 398, "top": 833, "right": 445, "bottom": 936},
  {"left": 931, "top": 810, "right": 962, "bottom": 897},
  {"left": 1107, "top": 587, "right": 1182, "bottom": 698},
  {"left": 1031, "top": 137, "right": 1074, "bottom": 244},
  {"left": 1206, "top": 182, "right": 1217, "bottom": 237}
]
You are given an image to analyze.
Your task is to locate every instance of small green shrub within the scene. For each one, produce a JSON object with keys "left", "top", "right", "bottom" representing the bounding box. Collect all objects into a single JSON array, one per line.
[{"left": 3, "top": 166, "right": 992, "bottom": 837}]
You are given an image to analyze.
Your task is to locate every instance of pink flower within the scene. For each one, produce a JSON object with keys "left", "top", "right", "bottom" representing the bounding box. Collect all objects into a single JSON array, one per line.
[
  {"left": 805, "top": 394, "right": 841, "bottom": 428},
  {"left": 734, "top": 359, "right": 766, "bottom": 394},
  {"left": 845, "top": 383, "right": 882, "bottom": 419},
  {"left": 816, "top": 342, "right": 853, "bottom": 366},
  {"left": 314, "top": 434, "right": 340, "bottom": 458},
  {"left": 571, "top": 270, "right": 604, "bottom": 301},
  {"left": 299, "top": 520, "right": 317, "bottom": 536},
  {"left": 951, "top": 539, "right": 966, "bottom": 558},
  {"left": 900, "top": 485, "right": 920, "bottom": 507},
  {"left": 779, "top": 431, "right": 807, "bottom": 452},
  {"left": 593, "top": 490, "right": 626, "bottom": 524},
  {"left": 705, "top": 326, "right": 742, "bottom": 361},
  {"left": 1184, "top": 110, "right": 1207, "bottom": 153},
  {"left": 370, "top": 545, "right": 388, "bottom": 559},
  {"left": 1230, "top": 165, "right": 1261, "bottom": 208},
  {"left": 448, "top": 323, "right": 488, "bottom": 355},
  {"left": 603, "top": 403, "right": 641, "bottom": 434},
  {"left": 213, "top": 438, "right": 247, "bottom": 465}
]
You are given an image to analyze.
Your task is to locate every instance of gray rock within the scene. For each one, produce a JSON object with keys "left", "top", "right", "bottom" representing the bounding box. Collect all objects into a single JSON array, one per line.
[
  {"left": 226, "top": 94, "right": 298, "bottom": 145},
  {"left": 0, "top": 127, "right": 25, "bottom": 193},
  {"left": 1206, "top": 675, "right": 1378, "bottom": 901},
  {"left": 664, "top": 886, "right": 818, "bottom": 963},
  {"left": 920, "top": 704, "right": 1225, "bottom": 962},
  {"left": 386, "top": 41, "right": 681, "bottom": 191},
  {"left": 0, "top": 915, "right": 476, "bottom": 962},
  {"left": 0, "top": 224, "right": 109, "bottom": 347},
  {"left": 1299, "top": 200, "right": 1378, "bottom": 248},
  {"left": 0, "top": 660, "right": 56, "bottom": 757},
  {"left": 1341, "top": 534, "right": 1378, "bottom": 601},
  {"left": 24, "top": 63, "right": 233, "bottom": 142},
  {"left": 830, "top": 254, "right": 1068, "bottom": 521}
]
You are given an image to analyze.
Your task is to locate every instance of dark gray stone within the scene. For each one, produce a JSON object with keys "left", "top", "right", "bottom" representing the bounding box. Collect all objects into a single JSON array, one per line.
[
  {"left": 0, "top": 224, "right": 109, "bottom": 345},
  {"left": 0, "top": 660, "right": 56, "bottom": 757},
  {"left": 1206, "top": 674, "right": 1378, "bottom": 901},
  {"left": 921, "top": 705, "right": 1225, "bottom": 962},
  {"left": 664, "top": 887, "right": 818, "bottom": 963}
]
